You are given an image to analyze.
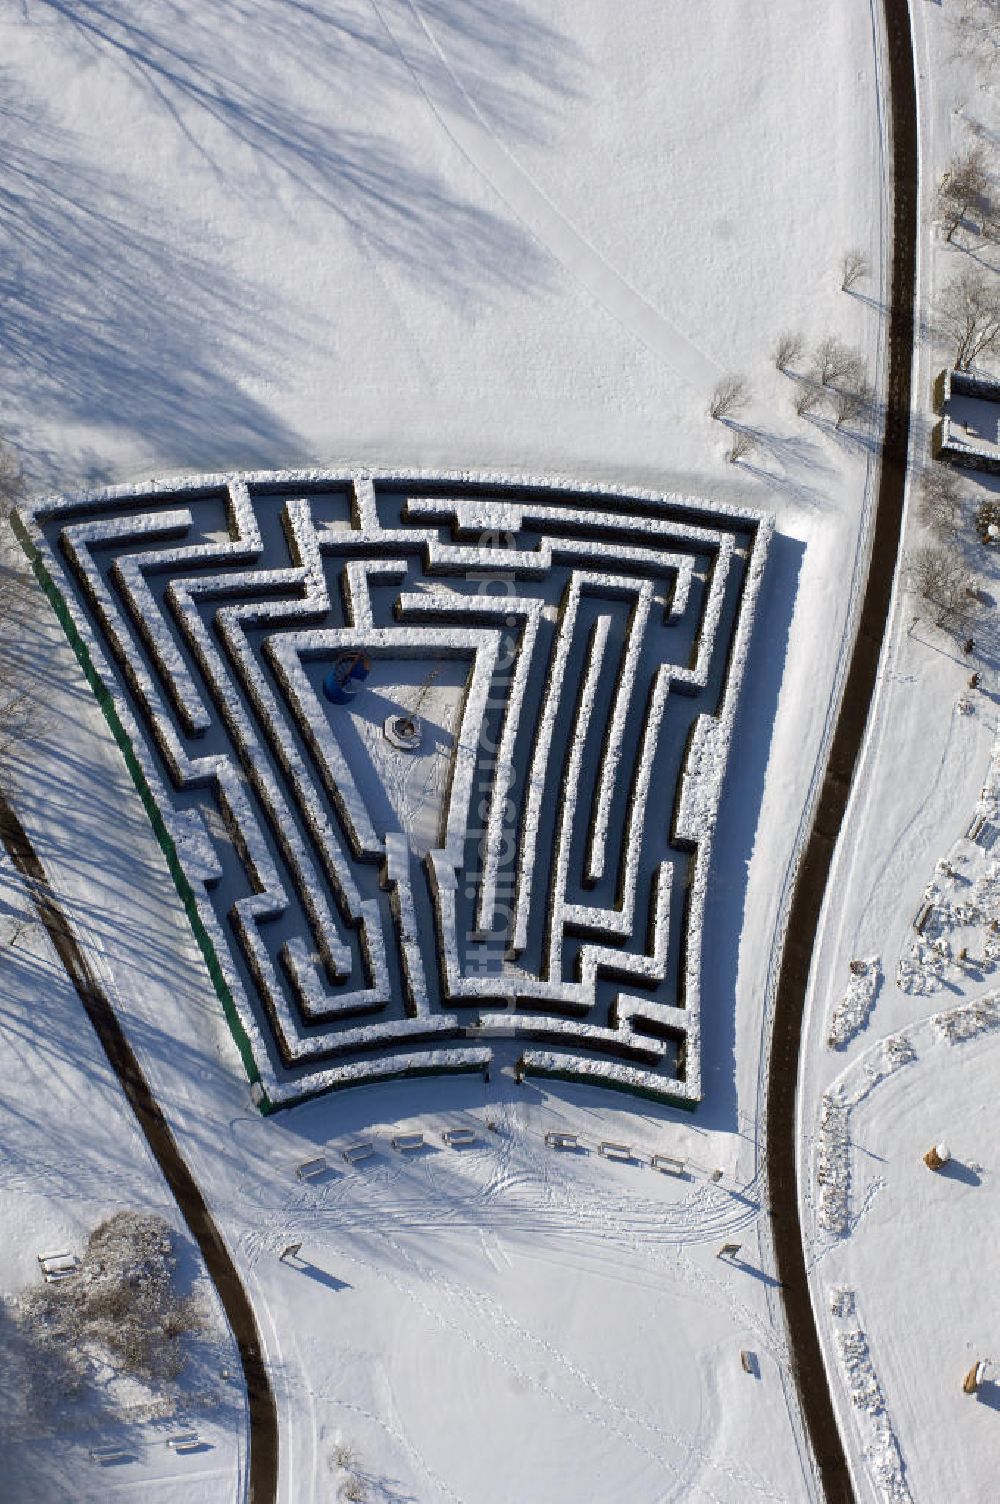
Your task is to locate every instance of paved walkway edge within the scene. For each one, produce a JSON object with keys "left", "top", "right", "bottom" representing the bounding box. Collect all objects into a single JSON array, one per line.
[
  {"left": 764, "top": 4, "right": 918, "bottom": 1502},
  {"left": 0, "top": 795, "right": 279, "bottom": 1504}
]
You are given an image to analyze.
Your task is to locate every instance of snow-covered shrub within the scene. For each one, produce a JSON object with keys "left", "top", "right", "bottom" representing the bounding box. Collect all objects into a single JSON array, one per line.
[
  {"left": 16, "top": 1212, "right": 202, "bottom": 1399},
  {"left": 816, "top": 1097, "right": 852, "bottom": 1235},
  {"left": 932, "top": 992, "right": 1000, "bottom": 1043},
  {"left": 828, "top": 957, "right": 881, "bottom": 1048},
  {"left": 835, "top": 1319, "right": 913, "bottom": 1503}
]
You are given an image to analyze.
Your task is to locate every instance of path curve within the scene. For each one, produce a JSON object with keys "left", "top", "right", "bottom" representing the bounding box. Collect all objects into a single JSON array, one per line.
[
  {"left": 765, "top": 3, "right": 918, "bottom": 1501},
  {"left": 0, "top": 794, "right": 278, "bottom": 1504}
]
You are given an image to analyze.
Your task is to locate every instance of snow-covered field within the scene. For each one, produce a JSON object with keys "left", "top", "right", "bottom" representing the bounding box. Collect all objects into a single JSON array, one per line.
[
  {"left": 0, "top": 854, "right": 244, "bottom": 1503},
  {"left": 0, "top": 0, "right": 906, "bottom": 1499},
  {"left": 798, "top": 5, "right": 1000, "bottom": 1502}
]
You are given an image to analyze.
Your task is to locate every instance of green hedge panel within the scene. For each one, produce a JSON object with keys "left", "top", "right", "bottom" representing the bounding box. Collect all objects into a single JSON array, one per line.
[{"left": 11, "top": 514, "right": 271, "bottom": 1112}]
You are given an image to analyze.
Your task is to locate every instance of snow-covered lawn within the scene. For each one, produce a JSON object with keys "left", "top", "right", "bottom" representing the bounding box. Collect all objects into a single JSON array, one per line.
[
  {"left": 0, "top": 0, "right": 897, "bottom": 1499},
  {"left": 798, "top": 5, "right": 1000, "bottom": 1500},
  {"left": 0, "top": 855, "right": 244, "bottom": 1503}
]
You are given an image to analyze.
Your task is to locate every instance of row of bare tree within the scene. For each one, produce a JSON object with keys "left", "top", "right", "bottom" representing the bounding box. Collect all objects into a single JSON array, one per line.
[
  {"left": 935, "top": 141, "right": 1000, "bottom": 369},
  {"left": 708, "top": 329, "right": 873, "bottom": 453},
  {"left": 909, "top": 8, "right": 1000, "bottom": 631},
  {"left": 0, "top": 443, "right": 32, "bottom": 770},
  {"left": 910, "top": 469, "right": 979, "bottom": 632}
]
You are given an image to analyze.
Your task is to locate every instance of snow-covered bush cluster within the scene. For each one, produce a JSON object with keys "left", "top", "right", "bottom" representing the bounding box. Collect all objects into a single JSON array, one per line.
[
  {"left": 16, "top": 470, "right": 771, "bottom": 1110},
  {"left": 829, "top": 1285, "right": 856, "bottom": 1318},
  {"left": 931, "top": 991, "right": 1000, "bottom": 1044},
  {"left": 816, "top": 1034, "right": 916, "bottom": 1235},
  {"left": 816, "top": 1096, "right": 853, "bottom": 1235},
  {"left": 898, "top": 842, "right": 1000, "bottom": 994},
  {"left": 15, "top": 1213, "right": 202, "bottom": 1405},
  {"left": 834, "top": 1316, "right": 913, "bottom": 1504},
  {"left": 828, "top": 956, "right": 882, "bottom": 1048}
]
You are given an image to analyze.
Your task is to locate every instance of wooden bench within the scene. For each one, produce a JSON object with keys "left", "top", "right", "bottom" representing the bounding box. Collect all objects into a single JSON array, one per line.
[
  {"left": 341, "top": 1140, "right": 377, "bottom": 1164},
  {"left": 166, "top": 1431, "right": 201, "bottom": 1452},
  {"left": 545, "top": 1131, "right": 579, "bottom": 1150},
  {"left": 442, "top": 1127, "right": 477, "bottom": 1148},
  {"left": 651, "top": 1154, "right": 686, "bottom": 1176},
  {"left": 599, "top": 1140, "right": 632, "bottom": 1161},
  {"left": 295, "top": 1156, "right": 329, "bottom": 1182},
  {"left": 391, "top": 1132, "right": 425, "bottom": 1153},
  {"left": 89, "top": 1446, "right": 132, "bottom": 1465},
  {"left": 37, "top": 1250, "right": 80, "bottom": 1282}
]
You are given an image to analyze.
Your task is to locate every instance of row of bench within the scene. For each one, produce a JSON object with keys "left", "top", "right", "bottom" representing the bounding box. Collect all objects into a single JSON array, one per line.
[
  {"left": 90, "top": 1431, "right": 202, "bottom": 1466},
  {"left": 543, "top": 1131, "right": 721, "bottom": 1181},
  {"left": 294, "top": 1124, "right": 479, "bottom": 1180},
  {"left": 294, "top": 1127, "right": 713, "bottom": 1182}
]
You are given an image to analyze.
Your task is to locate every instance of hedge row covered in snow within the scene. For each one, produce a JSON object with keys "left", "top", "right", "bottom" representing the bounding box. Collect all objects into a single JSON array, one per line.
[
  {"left": 833, "top": 1306, "right": 913, "bottom": 1504},
  {"left": 816, "top": 1034, "right": 916, "bottom": 1235},
  {"left": 16, "top": 469, "right": 772, "bottom": 1110}
]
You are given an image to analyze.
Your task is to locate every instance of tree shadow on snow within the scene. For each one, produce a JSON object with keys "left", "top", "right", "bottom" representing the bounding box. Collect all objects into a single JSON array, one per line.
[
  {"left": 721, "top": 419, "right": 834, "bottom": 508},
  {"left": 0, "top": 69, "right": 302, "bottom": 482},
  {"left": 3, "top": 0, "right": 583, "bottom": 480}
]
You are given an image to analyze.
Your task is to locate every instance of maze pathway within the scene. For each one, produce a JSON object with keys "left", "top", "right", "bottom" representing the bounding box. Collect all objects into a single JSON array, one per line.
[{"left": 15, "top": 472, "right": 770, "bottom": 1110}]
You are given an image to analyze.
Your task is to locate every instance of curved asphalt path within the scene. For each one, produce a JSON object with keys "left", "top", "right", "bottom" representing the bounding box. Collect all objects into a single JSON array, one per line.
[
  {"left": 765, "top": 3, "right": 918, "bottom": 1501},
  {"left": 0, "top": 795, "right": 278, "bottom": 1504}
]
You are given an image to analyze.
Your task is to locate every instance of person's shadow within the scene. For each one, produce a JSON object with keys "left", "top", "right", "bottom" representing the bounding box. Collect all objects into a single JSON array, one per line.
[{"left": 281, "top": 1251, "right": 351, "bottom": 1292}]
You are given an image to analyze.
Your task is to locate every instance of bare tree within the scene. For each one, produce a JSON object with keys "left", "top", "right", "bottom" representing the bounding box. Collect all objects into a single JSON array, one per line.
[
  {"left": 919, "top": 469, "right": 963, "bottom": 538},
  {"left": 833, "top": 379, "right": 872, "bottom": 430},
  {"left": 0, "top": 437, "right": 24, "bottom": 524},
  {"left": 0, "top": 682, "right": 35, "bottom": 771},
  {"left": 937, "top": 147, "right": 992, "bottom": 242},
  {"left": 951, "top": 0, "right": 1000, "bottom": 78},
  {"left": 793, "top": 385, "right": 823, "bottom": 419},
  {"left": 908, "top": 543, "right": 976, "bottom": 628},
  {"left": 0, "top": 438, "right": 35, "bottom": 770},
  {"left": 709, "top": 374, "right": 749, "bottom": 421},
  {"left": 976, "top": 497, "right": 1000, "bottom": 543},
  {"left": 939, "top": 266, "right": 1000, "bottom": 370},
  {"left": 773, "top": 331, "right": 805, "bottom": 371},
  {"left": 813, "top": 337, "right": 864, "bottom": 389},
  {"left": 841, "top": 249, "right": 870, "bottom": 290},
  {"left": 726, "top": 430, "right": 757, "bottom": 463}
]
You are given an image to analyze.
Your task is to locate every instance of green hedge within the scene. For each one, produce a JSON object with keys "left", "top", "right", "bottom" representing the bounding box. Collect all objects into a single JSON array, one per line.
[
  {"left": 11, "top": 514, "right": 271, "bottom": 1113},
  {"left": 13, "top": 513, "right": 698, "bottom": 1118},
  {"left": 519, "top": 1057, "right": 698, "bottom": 1112}
]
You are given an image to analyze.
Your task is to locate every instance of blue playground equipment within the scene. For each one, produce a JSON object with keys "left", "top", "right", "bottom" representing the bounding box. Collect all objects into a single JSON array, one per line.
[{"left": 323, "top": 651, "right": 371, "bottom": 705}]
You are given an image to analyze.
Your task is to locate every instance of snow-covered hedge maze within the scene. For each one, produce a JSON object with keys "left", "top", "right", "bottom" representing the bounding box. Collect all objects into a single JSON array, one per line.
[{"left": 15, "top": 471, "right": 770, "bottom": 1110}]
